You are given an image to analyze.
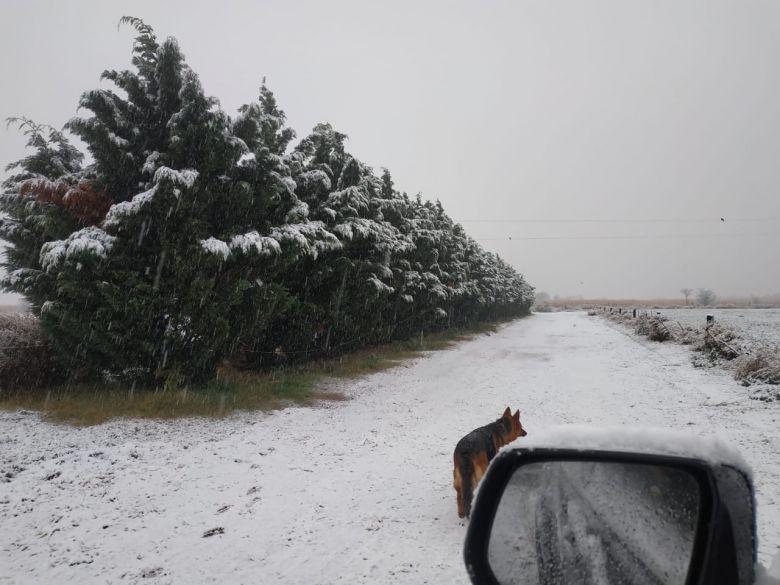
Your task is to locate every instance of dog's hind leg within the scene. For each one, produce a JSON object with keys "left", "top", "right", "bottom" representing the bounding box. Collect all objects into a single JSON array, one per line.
[
  {"left": 471, "top": 451, "right": 490, "bottom": 495},
  {"left": 453, "top": 455, "right": 466, "bottom": 518},
  {"left": 455, "top": 452, "right": 475, "bottom": 518}
]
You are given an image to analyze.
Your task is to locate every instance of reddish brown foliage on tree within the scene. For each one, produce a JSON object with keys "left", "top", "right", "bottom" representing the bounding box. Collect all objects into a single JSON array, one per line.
[
  {"left": 19, "top": 178, "right": 68, "bottom": 204},
  {"left": 20, "top": 178, "right": 112, "bottom": 225},
  {"left": 61, "top": 181, "right": 112, "bottom": 225}
]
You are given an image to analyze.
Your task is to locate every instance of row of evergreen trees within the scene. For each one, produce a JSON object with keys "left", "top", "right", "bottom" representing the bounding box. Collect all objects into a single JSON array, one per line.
[{"left": 1, "top": 18, "right": 533, "bottom": 387}]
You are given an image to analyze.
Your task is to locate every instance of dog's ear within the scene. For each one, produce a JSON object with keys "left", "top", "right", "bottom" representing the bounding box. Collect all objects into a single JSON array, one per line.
[
  {"left": 513, "top": 410, "right": 520, "bottom": 421},
  {"left": 503, "top": 406, "right": 511, "bottom": 418}
]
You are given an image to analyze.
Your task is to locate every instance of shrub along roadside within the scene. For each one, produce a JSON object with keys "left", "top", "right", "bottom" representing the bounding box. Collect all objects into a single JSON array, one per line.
[
  {"left": 0, "top": 317, "right": 509, "bottom": 426},
  {"left": 0, "top": 313, "right": 66, "bottom": 391}
]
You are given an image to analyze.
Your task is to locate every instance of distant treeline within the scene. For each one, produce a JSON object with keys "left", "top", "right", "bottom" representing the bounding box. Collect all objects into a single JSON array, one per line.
[
  {"left": 543, "top": 296, "right": 780, "bottom": 310},
  {"left": 0, "top": 18, "right": 533, "bottom": 387}
]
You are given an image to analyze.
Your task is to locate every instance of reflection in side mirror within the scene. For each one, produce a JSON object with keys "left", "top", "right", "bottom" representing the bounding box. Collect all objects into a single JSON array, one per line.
[{"left": 487, "top": 461, "right": 701, "bottom": 585}]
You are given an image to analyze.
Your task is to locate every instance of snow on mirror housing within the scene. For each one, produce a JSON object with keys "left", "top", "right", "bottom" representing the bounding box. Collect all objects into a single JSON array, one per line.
[{"left": 464, "top": 449, "right": 756, "bottom": 585}]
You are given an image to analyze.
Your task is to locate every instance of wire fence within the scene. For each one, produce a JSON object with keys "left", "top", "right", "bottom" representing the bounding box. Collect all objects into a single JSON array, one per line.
[{"left": 595, "top": 306, "right": 749, "bottom": 358}]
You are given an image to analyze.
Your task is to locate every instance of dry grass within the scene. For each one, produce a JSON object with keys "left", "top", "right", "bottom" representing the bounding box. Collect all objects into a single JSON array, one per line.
[
  {"left": 0, "top": 319, "right": 507, "bottom": 426},
  {"left": 553, "top": 298, "right": 684, "bottom": 309},
  {"left": 694, "top": 324, "right": 744, "bottom": 361},
  {"left": 734, "top": 352, "right": 780, "bottom": 386}
]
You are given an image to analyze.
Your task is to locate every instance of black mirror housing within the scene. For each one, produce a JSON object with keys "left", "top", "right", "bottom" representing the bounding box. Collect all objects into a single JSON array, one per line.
[{"left": 464, "top": 448, "right": 756, "bottom": 585}]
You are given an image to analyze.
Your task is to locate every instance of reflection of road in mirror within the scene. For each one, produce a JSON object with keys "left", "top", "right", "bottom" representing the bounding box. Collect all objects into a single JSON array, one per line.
[{"left": 487, "top": 461, "right": 701, "bottom": 585}]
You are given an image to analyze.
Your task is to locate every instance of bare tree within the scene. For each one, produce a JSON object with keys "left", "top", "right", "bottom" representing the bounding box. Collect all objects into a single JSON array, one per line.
[
  {"left": 535, "top": 291, "right": 551, "bottom": 304},
  {"left": 681, "top": 288, "right": 693, "bottom": 306},
  {"left": 533, "top": 291, "right": 552, "bottom": 312},
  {"left": 696, "top": 288, "right": 717, "bottom": 307}
]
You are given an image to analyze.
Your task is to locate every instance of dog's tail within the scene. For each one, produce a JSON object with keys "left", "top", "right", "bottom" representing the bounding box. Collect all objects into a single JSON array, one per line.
[{"left": 455, "top": 450, "right": 476, "bottom": 518}]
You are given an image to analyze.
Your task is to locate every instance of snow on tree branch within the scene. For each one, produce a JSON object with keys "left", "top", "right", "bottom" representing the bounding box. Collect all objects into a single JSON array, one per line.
[{"left": 39, "top": 227, "right": 115, "bottom": 271}]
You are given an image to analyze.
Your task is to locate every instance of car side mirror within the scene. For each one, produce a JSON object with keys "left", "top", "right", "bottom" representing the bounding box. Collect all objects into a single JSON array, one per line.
[{"left": 464, "top": 449, "right": 755, "bottom": 585}]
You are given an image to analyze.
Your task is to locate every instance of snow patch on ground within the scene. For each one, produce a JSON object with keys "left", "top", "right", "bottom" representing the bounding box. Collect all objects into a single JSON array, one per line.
[{"left": 1, "top": 312, "right": 778, "bottom": 584}]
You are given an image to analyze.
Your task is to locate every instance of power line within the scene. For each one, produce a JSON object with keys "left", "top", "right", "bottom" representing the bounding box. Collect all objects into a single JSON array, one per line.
[
  {"left": 475, "top": 233, "right": 777, "bottom": 241},
  {"left": 459, "top": 217, "right": 777, "bottom": 224}
]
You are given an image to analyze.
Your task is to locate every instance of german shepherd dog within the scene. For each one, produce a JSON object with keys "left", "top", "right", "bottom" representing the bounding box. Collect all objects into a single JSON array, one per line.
[{"left": 453, "top": 407, "right": 527, "bottom": 518}]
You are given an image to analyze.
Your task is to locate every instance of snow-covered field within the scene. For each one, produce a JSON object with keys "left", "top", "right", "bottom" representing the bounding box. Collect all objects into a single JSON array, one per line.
[
  {"left": 1, "top": 312, "right": 778, "bottom": 584},
  {"left": 656, "top": 308, "right": 780, "bottom": 349}
]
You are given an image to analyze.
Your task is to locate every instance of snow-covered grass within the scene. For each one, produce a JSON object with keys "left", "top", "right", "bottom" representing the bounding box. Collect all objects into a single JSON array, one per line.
[
  {"left": 1, "top": 312, "right": 778, "bottom": 584},
  {"left": 0, "top": 321, "right": 502, "bottom": 426},
  {"left": 657, "top": 308, "right": 780, "bottom": 350},
  {"left": 601, "top": 308, "right": 780, "bottom": 398}
]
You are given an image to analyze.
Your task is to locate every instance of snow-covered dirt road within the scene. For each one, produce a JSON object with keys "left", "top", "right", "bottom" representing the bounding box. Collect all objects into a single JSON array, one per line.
[{"left": 2, "top": 312, "right": 778, "bottom": 584}]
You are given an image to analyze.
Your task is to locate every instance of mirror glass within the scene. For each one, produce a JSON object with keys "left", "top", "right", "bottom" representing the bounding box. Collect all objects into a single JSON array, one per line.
[{"left": 487, "top": 461, "right": 701, "bottom": 585}]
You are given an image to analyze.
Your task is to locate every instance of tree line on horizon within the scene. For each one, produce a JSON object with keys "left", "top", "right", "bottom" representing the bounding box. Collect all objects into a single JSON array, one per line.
[{"left": 0, "top": 17, "right": 534, "bottom": 388}]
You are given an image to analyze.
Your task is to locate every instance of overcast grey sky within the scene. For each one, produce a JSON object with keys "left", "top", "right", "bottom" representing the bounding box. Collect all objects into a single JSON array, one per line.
[{"left": 2, "top": 0, "right": 780, "bottom": 303}]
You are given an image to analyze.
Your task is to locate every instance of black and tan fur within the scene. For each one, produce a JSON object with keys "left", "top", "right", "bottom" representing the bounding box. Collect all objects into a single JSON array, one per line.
[{"left": 453, "top": 407, "right": 527, "bottom": 518}]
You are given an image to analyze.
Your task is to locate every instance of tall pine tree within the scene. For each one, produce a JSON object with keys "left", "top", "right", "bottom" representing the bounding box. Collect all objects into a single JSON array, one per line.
[{"left": 1, "top": 17, "right": 534, "bottom": 385}]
